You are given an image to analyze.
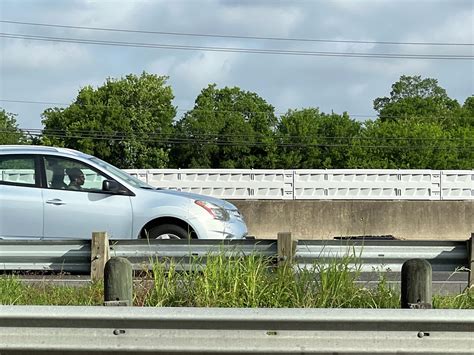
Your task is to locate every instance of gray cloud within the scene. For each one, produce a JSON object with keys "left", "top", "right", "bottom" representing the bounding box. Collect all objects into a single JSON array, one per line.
[{"left": 0, "top": 0, "right": 472, "bottom": 128}]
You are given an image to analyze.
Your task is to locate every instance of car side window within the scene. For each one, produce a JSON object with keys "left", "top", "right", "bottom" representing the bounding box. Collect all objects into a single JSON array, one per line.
[
  {"left": 0, "top": 155, "right": 37, "bottom": 187},
  {"left": 43, "top": 156, "right": 109, "bottom": 192}
]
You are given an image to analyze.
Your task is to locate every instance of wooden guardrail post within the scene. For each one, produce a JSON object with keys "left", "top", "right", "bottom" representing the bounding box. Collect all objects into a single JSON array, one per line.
[
  {"left": 91, "top": 231, "right": 110, "bottom": 282},
  {"left": 277, "top": 232, "right": 297, "bottom": 266},
  {"left": 468, "top": 233, "right": 474, "bottom": 288},
  {"left": 401, "top": 259, "right": 432, "bottom": 309},
  {"left": 104, "top": 257, "right": 133, "bottom": 306}
]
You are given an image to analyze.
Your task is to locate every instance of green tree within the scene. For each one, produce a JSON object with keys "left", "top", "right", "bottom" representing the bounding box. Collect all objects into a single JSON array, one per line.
[
  {"left": 347, "top": 119, "right": 470, "bottom": 169},
  {"left": 277, "top": 109, "right": 361, "bottom": 168},
  {"left": 360, "top": 76, "right": 473, "bottom": 169},
  {"left": 277, "top": 108, "right": 322, "bottom": 168},
  {"left": 373, "top": 75, "right": 461, "bottom": 124},
  {"left": 0, "top": 109, "right": 26, "bottom": 144},
  {"left": 41, "top": 72, "right": 176, "bottom": 168},
  {"left": 171, "top": 84, "right": 278, "bottom": 168},
  {"left": 459, "top": 96, "right": 474, "bottom": 127},
  {"left": 462, "top": 96, "right": 474, "bottom": 114}
]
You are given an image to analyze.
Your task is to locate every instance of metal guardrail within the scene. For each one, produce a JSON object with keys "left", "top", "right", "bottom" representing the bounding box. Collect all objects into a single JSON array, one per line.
[
  {"left": 296, "top": 240, "right": 469, "bottom": 272},
  {"left": 0, "top": 239, "right": 469, "bottom": 274},
  {"left": 0, "top": 306, "right": 473, "bottom": 354},
  {"left": 0, "top": 240, "right": 91, "bottom": 273}
]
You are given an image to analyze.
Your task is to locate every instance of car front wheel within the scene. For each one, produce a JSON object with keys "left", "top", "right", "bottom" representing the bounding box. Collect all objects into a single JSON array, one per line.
[{"left": 145, "top": 224, "right": 194, "bottom": 239}]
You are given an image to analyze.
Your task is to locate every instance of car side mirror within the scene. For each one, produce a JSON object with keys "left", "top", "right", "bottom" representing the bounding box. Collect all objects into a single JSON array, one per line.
[{"left": 102, "top": 180, "right": 121, "bottom": 193}]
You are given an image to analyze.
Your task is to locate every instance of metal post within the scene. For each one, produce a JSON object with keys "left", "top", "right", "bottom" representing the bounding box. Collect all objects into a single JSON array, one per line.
[
  {"left": 401, "top": 259, "right": 432, "bottom": 309},
  {"left": 104, "top": 257, "right": 133, "bottom": 306}
]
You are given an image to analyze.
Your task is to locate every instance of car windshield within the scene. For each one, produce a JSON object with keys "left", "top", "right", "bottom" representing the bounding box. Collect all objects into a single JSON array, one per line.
[{"left": 89, "top": 157, "right": 154, "bottom": 189}]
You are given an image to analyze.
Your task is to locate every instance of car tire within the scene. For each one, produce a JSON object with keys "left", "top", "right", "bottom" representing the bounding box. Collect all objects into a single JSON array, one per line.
[{"left": 146, "top": 224, "right": 194, "bottom": 240}]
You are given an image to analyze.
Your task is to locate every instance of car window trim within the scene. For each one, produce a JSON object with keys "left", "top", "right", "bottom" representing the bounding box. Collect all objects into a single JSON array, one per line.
[{"left": 36, "top": 154, "right": 47, "bottom": 187}]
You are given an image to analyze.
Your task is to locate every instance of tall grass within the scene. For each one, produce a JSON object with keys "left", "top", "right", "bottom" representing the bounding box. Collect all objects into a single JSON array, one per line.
[
  {"left": 433, "top": 289, "right": 474, "bottom": 309},
  {"left": 143, "top": 253, "right": 400, "bottom": 308},
  {"left": 0, "top": 276, "right": 103, "bottom": 305},
  {"left": 1, "top": 254, "right": 472, "bottom": 309}
]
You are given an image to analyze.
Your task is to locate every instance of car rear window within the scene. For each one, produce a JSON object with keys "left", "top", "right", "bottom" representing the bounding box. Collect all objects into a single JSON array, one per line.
[{"left": 0, "top": 156, "right": 36, "bottom": 186}]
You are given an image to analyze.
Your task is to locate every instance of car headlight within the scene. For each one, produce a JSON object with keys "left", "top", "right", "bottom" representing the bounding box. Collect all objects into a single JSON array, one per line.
[
  {"left": 228, "top": 209, "right": 244, "bottom": 221},
  {"left": 195, "top": 200, "right": 230, "bottom": 221}
]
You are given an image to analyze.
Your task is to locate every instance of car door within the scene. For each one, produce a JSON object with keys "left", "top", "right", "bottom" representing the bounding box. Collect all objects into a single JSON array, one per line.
[
  {"left": 42, "top": 155, "right": 133, "bottom": 239},
  {"left": 0, "top": 154, "right": 43, "bottom": 239}
]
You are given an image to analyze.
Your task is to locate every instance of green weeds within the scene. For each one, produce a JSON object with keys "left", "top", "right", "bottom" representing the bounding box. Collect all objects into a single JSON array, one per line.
[
  {"left": 433, "top": 288, "right": 474, "bottom": 309},
  {"left": 1, "top": 254, "right": 472, "bottom": 309},
  {"left": 143, "top": 253, "right": 399, "bottom": 308},
  {"left": 0, "top": 276, "right": 103, "bottom": 305}
]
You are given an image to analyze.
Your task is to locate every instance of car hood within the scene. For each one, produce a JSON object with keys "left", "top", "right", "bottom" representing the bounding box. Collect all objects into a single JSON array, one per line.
[{"left": 152, "top": 188, "right": 238, "bottom": 210}]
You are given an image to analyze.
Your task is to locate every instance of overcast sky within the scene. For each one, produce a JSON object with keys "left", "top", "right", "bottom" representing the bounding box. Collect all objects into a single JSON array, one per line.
[{"left": 0, "top": 0, "right": 473, "bottom": 129}]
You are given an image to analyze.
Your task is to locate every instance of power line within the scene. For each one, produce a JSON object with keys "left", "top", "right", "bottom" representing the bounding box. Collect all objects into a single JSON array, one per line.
[
  {"left": 1, "top": 99, "right": 69, "bottom": 106},
  {"left": 1, "top": 32, "right": 472, "bottom": 60},
  {"left": 2, "top": 98, "right": 474, "bottom": 121},
  {"left": 29, "top": 128, "right": 474, "bottom": 141},
  {"left": 14, "top": 131, "right": 472, "bottom": 151},
  {"left": 13, "top": 128, "right": 474, "bottom": 144},
  {"left": 1, "top": 19, "right": 472, "bottom": 47}
]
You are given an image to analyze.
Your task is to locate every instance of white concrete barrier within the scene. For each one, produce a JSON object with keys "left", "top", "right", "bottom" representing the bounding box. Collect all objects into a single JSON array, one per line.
[
  {"left": 125, "top": 169, "right": 473, "bottom": 200},
  {"left": 2, "top": 168, "right": 472, "bottom": 200}
]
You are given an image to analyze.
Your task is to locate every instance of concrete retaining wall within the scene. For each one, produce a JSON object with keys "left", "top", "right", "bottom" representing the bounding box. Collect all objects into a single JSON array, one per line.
[{"left": 232, "top": 200, "right": 474, "bottom": 240}]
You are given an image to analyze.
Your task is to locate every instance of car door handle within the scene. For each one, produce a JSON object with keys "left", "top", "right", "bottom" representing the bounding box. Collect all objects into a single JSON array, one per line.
[{"left": 46, "top": 199, "right": 66, "bottom": 206}]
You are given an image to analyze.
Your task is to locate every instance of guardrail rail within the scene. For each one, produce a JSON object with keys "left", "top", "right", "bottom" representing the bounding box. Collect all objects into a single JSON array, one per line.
[
  {"left": 0, "top": 238, "right": 470, "bottom": 275},
  {"left": 0, "top": 306, "right": 473, "bottom": 354}
]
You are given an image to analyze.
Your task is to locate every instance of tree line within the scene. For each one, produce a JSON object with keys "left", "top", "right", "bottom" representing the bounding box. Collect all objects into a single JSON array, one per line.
[{"left": 1, "top": 73, "right": 473, "bottom": 169}]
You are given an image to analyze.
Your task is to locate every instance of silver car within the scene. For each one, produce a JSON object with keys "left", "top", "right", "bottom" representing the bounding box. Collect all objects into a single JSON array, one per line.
[{"left": 0, "top": 145, "right": 248, "bottom": 240}]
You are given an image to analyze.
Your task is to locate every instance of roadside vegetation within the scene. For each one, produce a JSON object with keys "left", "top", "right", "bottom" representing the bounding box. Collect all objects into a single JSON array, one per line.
[
  {"left": 2, "top": 74, "right": 473, "bottom": 170},
  {"left": 1, "top": 254, "right": 472, "bottom": 309},
  {"left": 0, "top": 276, "right": 103, "bottom": 305}
]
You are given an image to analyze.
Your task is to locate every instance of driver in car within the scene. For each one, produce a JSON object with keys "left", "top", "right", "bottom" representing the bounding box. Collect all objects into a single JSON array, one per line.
[{"left": 66, "top": 168, "right": 85, "bottom": 190}]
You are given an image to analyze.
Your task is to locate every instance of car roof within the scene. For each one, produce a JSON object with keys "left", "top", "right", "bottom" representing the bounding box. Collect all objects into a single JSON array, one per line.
[{"left": 0, "top": 145, "right": 91, "bottom": 159}]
